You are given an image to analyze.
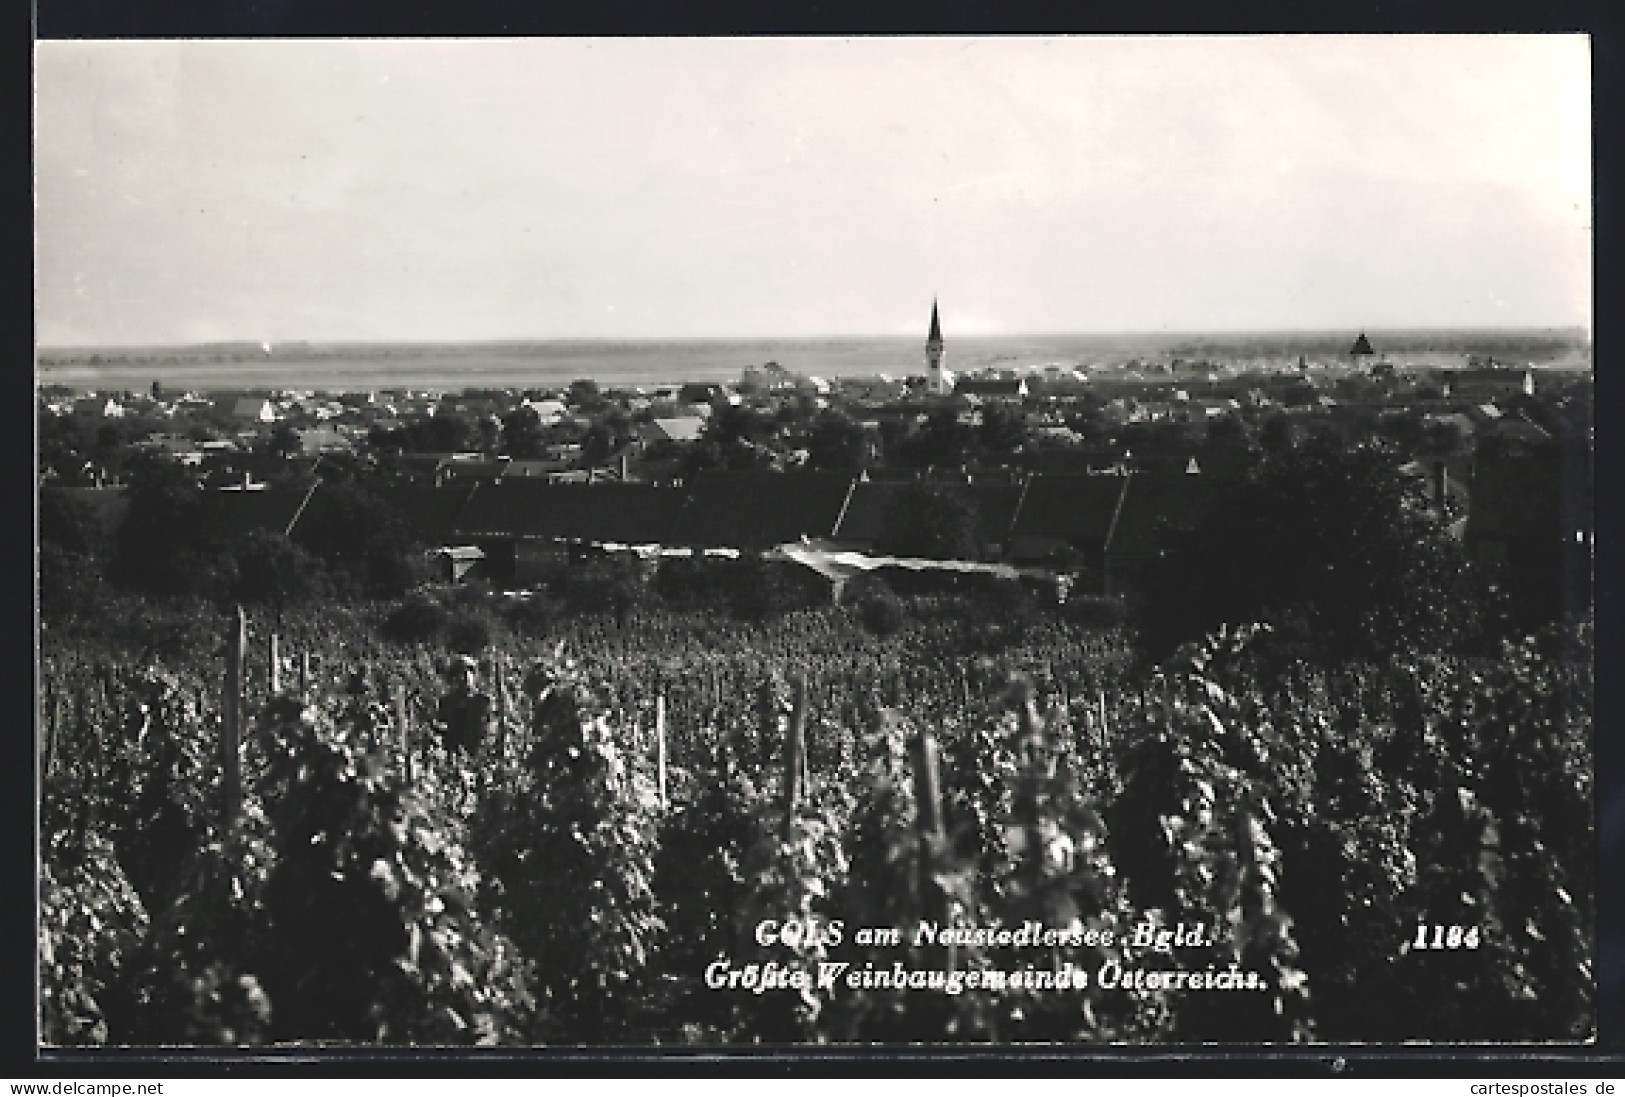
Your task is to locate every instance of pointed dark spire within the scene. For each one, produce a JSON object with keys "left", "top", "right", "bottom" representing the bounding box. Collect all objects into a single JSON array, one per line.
[
  {"left": 1350, "top": 333, "right": 1375, "bottom": 357},
  {"left": 927, "top": 298, "right": 942, "bottom": 345}
]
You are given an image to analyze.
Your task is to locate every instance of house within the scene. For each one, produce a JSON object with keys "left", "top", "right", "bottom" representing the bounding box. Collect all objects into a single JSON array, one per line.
[
  {"left": 522, "top": 398, "right": 569, "bottom": 424},
  {"left": 955, "top": 378, "right": 1029, "bottom": 401},
  {"left": 431, "top": 546, "right": 486, "bottom": 584},
  {"left": 678, "top": 383, "right": 726, "bottom": 406},
  {"left": 229, "top": 397, "right": 278, "bottom": 423},
  {"left": 500, "top": 458, "right": 572, "bottom": 479},
  {"left": 1446, "top": 367, "right": 1535, "bottom": 400},
  {"left": 296, "top": 427, "right": 353, "bottom": 455},
  {"left": 639, "top": 417, "right": 707, "bottom": 444}
]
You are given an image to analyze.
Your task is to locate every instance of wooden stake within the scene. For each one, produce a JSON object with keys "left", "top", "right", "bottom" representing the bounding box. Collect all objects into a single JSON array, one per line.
[
  {"left": 268, "top": 633, "right": 281, "bottom": 695},
  {"left": 655, "top": 693, "right": 668, "bottom": 809},
  {"left": 909, "top": 727, "right": 950, "bottom": 932},
  {"left": 223, "top": 606, "right": 246, "bottom": 842},
  {"left": 794, "top": 675, "right": 810, "bottom": 794},
  {"left": 910, "top": 730, "right": 945, "bottom": 841},
  {"left": 299, "top": 651, "right": 310, "bottom": 695},
  {"left": 42, "top": 681, "right": 57, "bottom": 780},
  {"left": 393, "top": 679, "right": 412, "bottom": 782},
  {"left": 783, "top": 675, "right": 808, "bottom": 830}
]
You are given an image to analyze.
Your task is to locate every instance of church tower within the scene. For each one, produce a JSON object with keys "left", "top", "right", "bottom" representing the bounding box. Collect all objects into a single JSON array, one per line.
[{"left": 926, "top": 298, "right": 948, "bottom": 394}]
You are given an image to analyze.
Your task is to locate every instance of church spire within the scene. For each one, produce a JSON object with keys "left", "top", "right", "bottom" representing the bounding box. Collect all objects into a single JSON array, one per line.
[{"left": 925, "top": 298, "right": 948, "bottom": 394}]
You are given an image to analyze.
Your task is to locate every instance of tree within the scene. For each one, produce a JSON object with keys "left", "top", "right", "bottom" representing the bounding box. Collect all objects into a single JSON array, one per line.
[
  {"left": 1378, "top": 412, "right": 1427, "bottom": 452},
  {"left": 878, "top": 483, "right": 982, "bottom": 560},
  {"left": 1204, "top": 415, "right": 1251, "bottom": 452},
  {"left": 267, "top": 424, "right": 302, "bottom": 460},
  {"left": 977, "top": 403, "right": 1028, "bottom": 456},
  {"left": 704, "top": 405, "right": 775, "bottom": 449},
  {"left": 292, "top": 483, "right": 417, "bottom": 599},
  {"left": 222, "top": 529, "right": 325, "bottom": 605},
  {"left": 40, "top": 486, "right": 112, "bottom": 558},
  {"left": 890, "top": 409, "right": 974, "bottom": 469},
  {"left": 1259, "top": 414, "right": 1296, "bottom": 455},
  {"left": 500, "top": 406, "right": 545, "bottom": 459},
  {"left": 109, "top": 461, "right": 215, "bottom": 597},
  {"left": 1136, "top": 448, "right": 1500, "bottom": 666},
  {"left": 806, "top": 412, "right": 870, "bottom": 470}
]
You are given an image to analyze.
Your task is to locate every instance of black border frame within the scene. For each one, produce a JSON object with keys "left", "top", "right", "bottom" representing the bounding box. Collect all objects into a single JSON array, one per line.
[{"left": 20, "top": 0, "right": 1623, "bottom": 1078}]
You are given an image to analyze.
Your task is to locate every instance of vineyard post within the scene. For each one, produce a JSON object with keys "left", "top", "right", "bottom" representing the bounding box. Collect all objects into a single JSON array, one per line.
[
  {"left": 655, "top": 693, "right": 668, "bottom": 809},
  {"left": 223, "top": 605, "right": 246, "bottom": 843},
  {"left": 299, "top": 651, "right": 310, "bottom": 695},
  {"left": 909, "top": 728, "right": 951, "bottom": 936},
  {"left": 269, "top": 632, "right": 281, "bottom": 695},
  {"left": 393, "top": 679, "right": 412, "bottom": 783},
  {"left": 782, "top": 675, "right": 808, "bottom": 834},
  {"left": 73, "top": 685, "right": 88, "bottom": 810},
  {"left": 42, "top": 680, "right": 57, "bottom": 780},
  {"left": 1098, "top": 690, "right": 1110, "bottom": 741},
  {"left": 493, "top": 655, "right": 507, "bottom": 747},
  {"left": 756, "top": 676, "right": 778, "bottom": 776}
]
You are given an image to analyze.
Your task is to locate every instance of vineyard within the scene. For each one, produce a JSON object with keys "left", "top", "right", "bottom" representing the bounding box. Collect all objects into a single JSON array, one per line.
[{"left": 38, "top": 594, "right": 1594, "bottom": 1047}]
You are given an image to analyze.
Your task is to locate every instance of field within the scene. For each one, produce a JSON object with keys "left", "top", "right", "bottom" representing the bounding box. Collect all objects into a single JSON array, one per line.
[{"left": 37, "top": 591, "right": 1595, "bottom": 1047}]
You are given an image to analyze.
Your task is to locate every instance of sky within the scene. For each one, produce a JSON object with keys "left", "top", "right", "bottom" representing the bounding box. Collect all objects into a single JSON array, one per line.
[{"left": 34, "top": 36, "right": 1592, "bottom": 346}]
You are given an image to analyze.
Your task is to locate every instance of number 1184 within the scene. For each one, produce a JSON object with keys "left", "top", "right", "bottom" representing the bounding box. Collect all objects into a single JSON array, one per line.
[{"left": 1413, "top": 924, "right": 1481, "bottom": 950}]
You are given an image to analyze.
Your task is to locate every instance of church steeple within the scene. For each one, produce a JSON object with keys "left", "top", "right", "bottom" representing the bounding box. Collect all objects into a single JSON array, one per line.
[{"left": 925, "top": 298, "right": 948, "bottom": 394}]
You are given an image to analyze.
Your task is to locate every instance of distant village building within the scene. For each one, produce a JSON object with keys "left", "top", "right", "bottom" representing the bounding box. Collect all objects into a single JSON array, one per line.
[
  {"left": 228, "top": 397, "right": 278, "bottom": 423},
  {"left": 639, "top": 417, "right": 707, "bottom": 444},
  {"left": 955, "top": 378, "right": 1029, "bottom": 401},
  {"left": 282, "top": 426, "right": 350, "bottom": 455},
  {"left": 1446, "top": 366, "right": 1536, "bottom": 400}
]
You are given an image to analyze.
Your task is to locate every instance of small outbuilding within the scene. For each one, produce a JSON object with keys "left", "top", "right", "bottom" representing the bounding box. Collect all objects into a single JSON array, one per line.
[{"left": 432, "top": 545, "right": 487, "bottom": 583}]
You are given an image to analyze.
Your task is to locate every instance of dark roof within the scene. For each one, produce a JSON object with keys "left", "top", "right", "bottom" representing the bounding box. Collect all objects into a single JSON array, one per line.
[
  {"left": 1452, "top": 367, "right": 1531, "bottom": 383},
  {"left": 1008, "top": 474, "right": 1127, "bottom": 547},
  {"left": 1106, "top": 473, "right": 1222, "bottom": 558},
  {"left": 451, "top": 480, "right": 686, "bottom": 544},
  {"left": 955, "top": 379, "right": 1025, "bottom": 396},
  {"left": 928, "top": 299, "right": 942, "bottom": 345},
  {"left": 439, "top": 459, "right": 509, "bottom": 482},
  {"left": 830, "top": 480, "right": 893, "bottom": 543},
  {"left": 200, "top": 484, "right": 315, "bottom": 542},
  {"left": 1350, "top": 333, "right": 1376, "bottom": 356},
  {"left": 969, "top": 481, "right": 1026, "bottom": 543},
  {"left": 832, "top": 479, "right": 1020, "bottom": 546},
  {"left": 371, "top": 483, "right": 478, "bottom": 544},
  {"left": 668, "top": 470, "right": 855, "bottom": 550}
]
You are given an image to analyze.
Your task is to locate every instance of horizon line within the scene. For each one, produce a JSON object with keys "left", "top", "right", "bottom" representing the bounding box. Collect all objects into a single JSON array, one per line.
[{"left": 37, "top": 323, "right": 1594, "bottom": 355}]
